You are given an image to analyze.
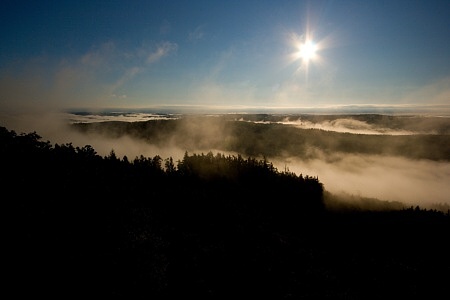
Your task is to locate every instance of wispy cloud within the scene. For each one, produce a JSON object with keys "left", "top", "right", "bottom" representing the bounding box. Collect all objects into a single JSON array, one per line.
[
  {"left": 146, "top": 41, "right": 178, "bottom": 64},
  {"left": 111, "top": 66, "right": 142, "bottom": 92},
  {"left": 0, "top": 40, "right": 179, "bottom": 112},
  {"left": 189, "top": 25, "right": 206, "bottom": 41},
  {"left": 80, "top": 41, "right": 116, "bottom": 68}
]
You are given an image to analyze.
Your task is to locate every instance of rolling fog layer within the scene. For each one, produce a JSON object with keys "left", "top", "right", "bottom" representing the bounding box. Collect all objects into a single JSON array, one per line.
[
  {"left": 272, "top": 153, "right": 450, "bottom": 207},
  {"left": 2, "top": 111, "right": 450, "bottom": 208}
]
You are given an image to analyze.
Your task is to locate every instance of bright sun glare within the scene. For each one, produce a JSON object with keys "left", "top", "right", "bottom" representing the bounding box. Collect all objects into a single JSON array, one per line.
[
  {"left": 297, "top": 40, "right": 317, "bottom": 62},
  {"left": 287, "top": 31, "right": 323, "bottom": 76}
]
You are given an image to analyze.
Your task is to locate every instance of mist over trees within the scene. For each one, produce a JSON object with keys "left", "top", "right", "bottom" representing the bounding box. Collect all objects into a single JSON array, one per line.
[
  {"left": 2, "top": 125, "right": 449, "bottom": 298},
  {"left": 71, "top": 114, "right": 450, "bottom": 161}
]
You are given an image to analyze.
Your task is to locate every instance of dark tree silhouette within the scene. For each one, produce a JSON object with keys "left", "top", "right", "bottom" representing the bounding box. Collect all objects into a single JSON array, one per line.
[{"left": 1, "top": 125, "right": 449, "bottom": 299}]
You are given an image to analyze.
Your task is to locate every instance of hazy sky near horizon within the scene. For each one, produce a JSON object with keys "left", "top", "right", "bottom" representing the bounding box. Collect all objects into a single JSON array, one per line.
[{"left": 1, "top": 0, "right": 449, "bottom": 112}]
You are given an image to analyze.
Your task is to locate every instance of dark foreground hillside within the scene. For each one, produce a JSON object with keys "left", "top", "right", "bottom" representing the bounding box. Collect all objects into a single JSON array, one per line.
[{"left": 2, "top": 126, "right": 449, "bottom": 299}]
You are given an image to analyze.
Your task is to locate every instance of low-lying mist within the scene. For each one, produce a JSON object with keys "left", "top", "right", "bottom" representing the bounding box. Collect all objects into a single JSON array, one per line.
[
  {"left": 271, "top": 152, "right": 450, "bottom": 208},
  {"left": 2, "top": 111, "right": 450, "bottom": 209},
  {"left": 234, "top": 113, "right": 450, "bottom": 135}
]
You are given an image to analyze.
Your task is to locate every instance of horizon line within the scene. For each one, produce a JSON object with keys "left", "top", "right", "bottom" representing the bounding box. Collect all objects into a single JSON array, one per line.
[{"left": 65, "top": 103, "right": 450, "bottom": 116}]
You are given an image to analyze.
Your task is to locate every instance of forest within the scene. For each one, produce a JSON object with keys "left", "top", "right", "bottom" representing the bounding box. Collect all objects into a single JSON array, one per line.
[
  {"left": 2, "top": 124, "right": 449, "bottom": 298},
  {"left": 71, "top": 114, "right": 450, "bottom": 161}
]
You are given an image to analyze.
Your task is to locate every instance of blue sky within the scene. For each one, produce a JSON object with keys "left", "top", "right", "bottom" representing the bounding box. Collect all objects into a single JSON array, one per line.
[{"left": 1, "top": 0, "right": 449, "bottom": 112}]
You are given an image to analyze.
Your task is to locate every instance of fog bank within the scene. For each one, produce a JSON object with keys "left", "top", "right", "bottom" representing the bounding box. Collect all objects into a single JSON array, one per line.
[{"left": 272, "top": 153, "right": 450, "bottom": 207}]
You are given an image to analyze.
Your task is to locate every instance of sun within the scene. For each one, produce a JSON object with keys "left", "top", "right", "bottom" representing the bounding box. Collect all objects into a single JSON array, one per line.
[
  {"left": 286, "top": 31, "right": 323, "bottom": 77},
  {"left": 297, "top": 40, "right": 317, "bottom": 62}
]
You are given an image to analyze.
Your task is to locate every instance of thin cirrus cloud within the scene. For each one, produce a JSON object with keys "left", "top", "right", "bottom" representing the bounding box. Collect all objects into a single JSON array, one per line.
[{"left": 146, "top": 41, "right": 178, "bottom": 64}]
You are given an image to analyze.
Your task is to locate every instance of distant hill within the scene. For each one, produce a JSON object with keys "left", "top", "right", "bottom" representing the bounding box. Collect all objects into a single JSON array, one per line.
[{"left": 71, "top": 114, "right": 450, "bottom": 161}]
